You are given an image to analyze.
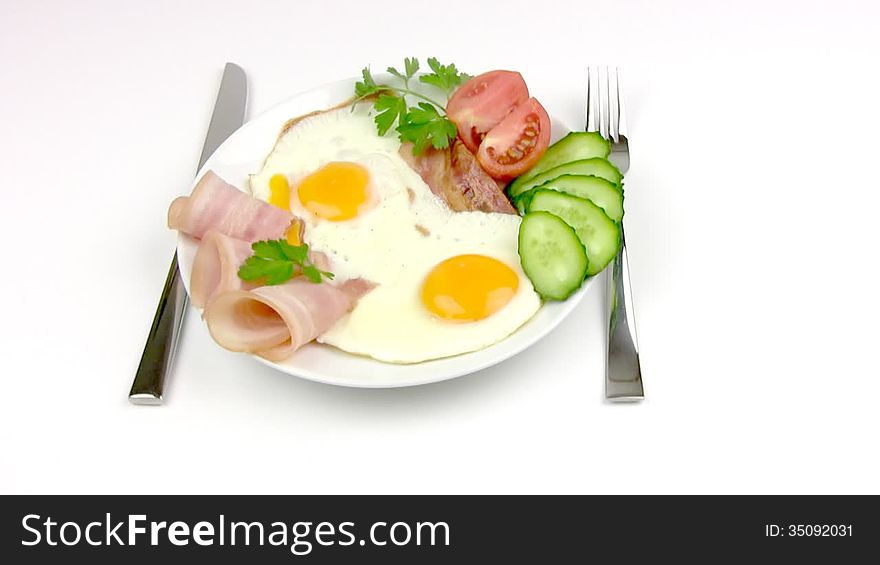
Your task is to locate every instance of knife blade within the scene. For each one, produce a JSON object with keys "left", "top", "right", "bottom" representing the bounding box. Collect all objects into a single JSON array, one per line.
[{"left": 129, "top": 62, "right": 248, "bottom": 405}]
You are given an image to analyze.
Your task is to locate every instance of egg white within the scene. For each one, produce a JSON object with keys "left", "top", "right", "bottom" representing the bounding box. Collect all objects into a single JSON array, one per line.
[{"left": 249, "top": 104, "right": 541, "bottom": 364}]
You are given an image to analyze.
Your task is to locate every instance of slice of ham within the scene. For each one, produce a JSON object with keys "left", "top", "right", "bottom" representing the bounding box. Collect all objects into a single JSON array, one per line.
[
  {"left": 399, "top": 139, "right": 517, "bottom": 215},
  {"left": 190, "top": 231, "right": 255, "bottom": 309},
  {"left": 203, "top": 278, "right": 373, "bottom": 362},
  {"left": 190, "top": 230, "right": 334, "bottom": 310},
  {"left": 168, "top": 170, "right": 294, "bottom": 241}
]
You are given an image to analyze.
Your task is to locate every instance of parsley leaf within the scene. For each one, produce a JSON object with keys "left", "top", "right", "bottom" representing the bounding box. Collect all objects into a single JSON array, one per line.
[
  {"left": 374, "top": 94, "right": 407, "bottom": 135},
  {"left": 279, "top": 241, "right": 309, "bottom": 263},
  {"left": 237, "top": 240, "right": 334, "bottom": 286},
  {"left": 250, "top": 240, "right": 286, "bottom": 260},
  {"left": 355, "top": 67, "right": 383, "bottom": 98},
  {"left": 397, "top": 103, "right": 458, "bottom": 154},
  {"left": 354, "top": 57, "right": 472, "bottom": 154},
  {"left": 419, "top": 57, "right": 471, "bottom": 95},
  {"left": 387, "top": 57, "right": 420, "bottom": 82},
  {"left": 405, "top": 56, "right": 420, "bottom": 78},
  {"left": 302, "top": 264, "right": 325, "bottom": 283},
  {"left": 239, "top": 256, "right": 294, "bottom": 285}
]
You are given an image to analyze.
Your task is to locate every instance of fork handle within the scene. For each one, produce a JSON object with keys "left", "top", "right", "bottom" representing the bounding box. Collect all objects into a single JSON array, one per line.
[
  {"left": 129, "top": 252, "right": 188, "bottom": 405},
  {"left": 605, "top": 225, "right": 644, "bottom": 400}
]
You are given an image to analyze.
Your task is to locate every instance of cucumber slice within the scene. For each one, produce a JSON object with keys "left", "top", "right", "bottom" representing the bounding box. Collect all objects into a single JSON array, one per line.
[
  {"left": 518, "top": 211, "right": 589, "bottom": 300},
  {"left": 525, "top": 189, "right": 621, "bottom": 276},
  {"left": 514, "top": 174, "right": 624, "bottom": 222},
  {"left": 508, "top": 158, "right": 623, "bottom": 199},
  {"left": 509, "top": 132, "right": 611, "bottom": 194}
]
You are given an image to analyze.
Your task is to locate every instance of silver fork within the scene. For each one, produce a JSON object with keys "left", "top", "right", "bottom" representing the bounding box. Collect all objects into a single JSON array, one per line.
[{"left": 586, "top": 67, "right": 644, "bottom": 401}]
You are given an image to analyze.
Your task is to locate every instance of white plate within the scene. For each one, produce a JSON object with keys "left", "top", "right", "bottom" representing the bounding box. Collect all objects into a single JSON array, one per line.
[{"left": 177, "top": 76, "right": 593, "bottom": 388}]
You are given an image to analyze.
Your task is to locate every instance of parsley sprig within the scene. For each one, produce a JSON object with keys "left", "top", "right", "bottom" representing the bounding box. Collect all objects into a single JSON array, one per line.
[
  {"left": 398, "top": 102, "right": 458, "bottom": 155},
  {"left": 354, "top": 57, "right": 472, "bottom": 155},
  {"left": 237, "top": 240, "right": 334, "bottom": 285}
]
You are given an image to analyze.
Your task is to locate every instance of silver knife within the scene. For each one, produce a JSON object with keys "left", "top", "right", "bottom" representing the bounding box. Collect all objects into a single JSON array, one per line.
[{"left": 129, "top": 62, "right": 248, "bottom": 405}]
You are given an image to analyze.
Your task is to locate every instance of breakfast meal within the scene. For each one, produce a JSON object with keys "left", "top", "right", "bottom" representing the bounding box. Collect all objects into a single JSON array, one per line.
[{"left": 167, "top": 58, "right": 625, "bottom": 365}]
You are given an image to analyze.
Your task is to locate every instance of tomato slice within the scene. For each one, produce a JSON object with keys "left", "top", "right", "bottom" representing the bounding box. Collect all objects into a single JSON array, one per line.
[
  {"left": 476, "top": 98, "right": 551, "bottom": 181},
  {"left": 446, "top": 70, "right": 529, "bottom": 153}
]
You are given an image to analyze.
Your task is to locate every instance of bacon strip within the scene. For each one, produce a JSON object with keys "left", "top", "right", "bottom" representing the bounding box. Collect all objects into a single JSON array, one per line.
[
  {"left": 168, "top": 170, "right": 294, "bottom": 241},
  {"left": 400, "top": 140, "right": 517, "bottom": 214},
  {"left": 203, "top": 279, "right": 373, "bottom": 362}
]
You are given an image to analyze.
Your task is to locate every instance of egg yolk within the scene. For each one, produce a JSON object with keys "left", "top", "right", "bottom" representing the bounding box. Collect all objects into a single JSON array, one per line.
[
  {"left": 268, "top": 173, "right": 291, "bottom": 211},
  {"left": 297, "top": 162, "right": 371, "bottom": 221},
  {"left": 421, "top": 254, "right": 519, "bottom": 322},
  {"left": 285, "top": 218, "right": 303, "bottom": 246}
]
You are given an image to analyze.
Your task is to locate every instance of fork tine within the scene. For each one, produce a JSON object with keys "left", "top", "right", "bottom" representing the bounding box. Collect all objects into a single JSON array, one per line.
[
  {"left": 608, "top": 67, "right": 619, "bottom": 143},
  {"left": 601, "top": 66, "right": 611, "bottom": 140},
  {"left": 585, "top": 67, "right": 597, "bottom": 132},
  {"left": 600, "top": 67, "right": 614, "bottom": 140},
  {"left": 615, "top": 67, "right": 628, "bottom": 141}
]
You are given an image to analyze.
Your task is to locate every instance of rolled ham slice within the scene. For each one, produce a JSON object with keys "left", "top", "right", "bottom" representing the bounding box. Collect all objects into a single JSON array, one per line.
[
  {"left": 190, "top": 231, "right": 255, "bottom": 309},
  {"left": 168, "top": 170, "right": 294, "bottom": 241},
  {"left": 203, "top": 279, "right": 373, "bottom": 362},
  {"left": 190, "top": 230, "right": 334, "bottom": 310}
]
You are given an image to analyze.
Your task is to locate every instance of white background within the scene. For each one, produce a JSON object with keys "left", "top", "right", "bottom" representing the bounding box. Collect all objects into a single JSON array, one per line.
[{"left": 1, "top": 0, "right": 878, "bottom": 494}]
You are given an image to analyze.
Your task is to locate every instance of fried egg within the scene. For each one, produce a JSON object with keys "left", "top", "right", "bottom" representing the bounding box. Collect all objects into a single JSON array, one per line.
[{"left": 249, "top": 103, "right": 541, "bottom": 363}]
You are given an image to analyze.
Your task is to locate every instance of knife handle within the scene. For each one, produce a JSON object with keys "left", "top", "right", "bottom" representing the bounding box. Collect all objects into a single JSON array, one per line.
[{"left": 129, "top": 252, "right": 188, "bottom": 405}]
